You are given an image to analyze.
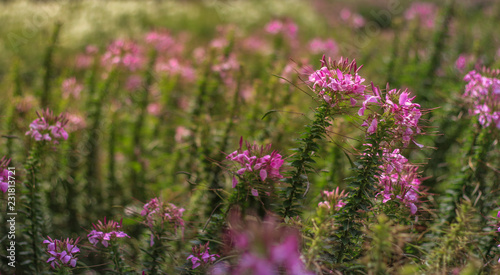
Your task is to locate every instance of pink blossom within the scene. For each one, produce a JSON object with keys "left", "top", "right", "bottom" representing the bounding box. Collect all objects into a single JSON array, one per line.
[
  {"left": 87, "top": 218, "right": 129, "bottom": 248},
  {"left": 463, "top": 70, "right": 500, "bottom": 128},
  {"left": 318, "top": 187, "right": 348, "bottom": 213},
  {"left": 101, "top": 39, "right": 144, "bottom": 71},
  {"left": 308, "top": 57, "right": 367, "bottom": 108},
  {"left": 141, "top": 198, "right": 185, "bottom": 245},
  {"left": 61, "top": 77, "right": 83, "bottom": 99},
  {"left": 26, "top": 110, "right": 69, "bottom": 144},
  {"left": 0, "top": 157, "right": 11, "bottom": 193},
  {"left": 309, "top": 38, "right": 338, "bottom": 57},
  {"left": 265, "top": 19, "right": 298, "bottom": 38},
  {"left": 145, "top": 31, "right": 175, "bottom": 51},
  {"left": 187, "top": 242, "right": 219, "bottom": 269},
  {"left": 405, "top": 2, "right": 437, "bottom": 28},
  {"left": 227, "top": 212, "right": 313, "bottom": 275},
  {"left": 43, "top": 236, "right": 80, "bottom": 270}
]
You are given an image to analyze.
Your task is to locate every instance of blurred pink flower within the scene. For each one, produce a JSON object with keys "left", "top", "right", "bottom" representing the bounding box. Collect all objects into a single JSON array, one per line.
[
  {"left": 147, "top": 102, "right": 162, "bottom": 116},
  {"left": 405, "top": 2, "right": 437, "bottom": 28},
  {"left": 125, "top": 75, "right": 143, "bottom": 91},
  {"left": 61, "top": 77, "right": 83, "bottom": 99},
  {"left": 101, "top": 39, "right": 144, "bottom": 71}
]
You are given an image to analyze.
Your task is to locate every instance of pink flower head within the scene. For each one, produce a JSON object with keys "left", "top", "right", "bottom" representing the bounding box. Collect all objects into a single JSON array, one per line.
[
  {"left": 378, "top": 88, "right": 424, "bottom": 148},
  {"left": 404, "top": 2, "right": 437, "bottom": 28},
  {"left": 141, "top": 198, "right": 185, "bottom": 245},
  {"left": 26, "top": 109, "right": 69, "bottom": 144},
  {"left": 227, "top": 211, "right": 313, "bottom": 275},
  {"left": 75, "top": 45, "right": 98, "bottom": 69},
  {"left": 87, "top": 217, "right": 129, "bottom": 248},
  {"left": 308, "top": 57, "right": 367, "bottom": 109},
  {"left": 61, "top": 77, "right": 83, "bottom": 99},
  {"left": 318, "top": 187, "right": 348, "bottom": 213},
  {"left": 145, "top": 30, "right": 175, "bottom": 51},
  {"left": 265, "top": 19, "right": 298, "bottom": 38},
  {"left": 43, "top": 236, "right": 80, "bottom": 270},
  {"left": 0, "top": 157, "right": 11, "bottom": 193},
  {"left": 187, "top": 242, "right": 219, "bottom": 269},
  {"left": 101, "top": 39, "right": 144, "bottom": 71},
  {"left": 377, "top": 162, "right": 422, "bottom": 215},
  {"left": 309, "top": 38, "right": 338, "bottom": 57},
  {"left": 226, "top": 138, "right": 285, "bottom": 196},
  {"left": 463, "top": 69, "right": 500, "bottom": 129}
]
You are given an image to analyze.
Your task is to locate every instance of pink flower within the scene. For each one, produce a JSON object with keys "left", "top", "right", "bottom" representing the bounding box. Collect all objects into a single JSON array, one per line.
[
  {"left": 141, "top": 198, "right": 185, "bottom": 246},
  {"left": 463, "top": 70, "right": 500, "bottom": 129},
  {"left": 187, "top": 242, "right": 219, "bottom": 269},
  {"left": 145, "top": 31, "right": 175, "bottom": 51},
  {"left": 61, "top": 77, "right": 83, "bottom": 99},
  {"left": 0, "top": 157, "right": 11, "bottom": 193},
  {"left": 308, "top": 57, "right": 367, "bottom": 108},
  {"left": 26, "top": 110, "right": 69, "bottom": 144},
  {"left": 265, "top": 19, "right": 298, "bottom": 38},
  {"left": 43, "top": 236, "right": 80, "bottom": 270},
  {"left": 318, "top": 187, "right": 348, "bottom": 213},
  {"left": 405, "top": 2, "right": 437, "bottom": 28},
  {"left": 227, "top": 212, "right": 313, "bottom": 275},
  {"left": 309, "top": 38, "right": 338, "bottom": 57},
  {"left": 87, "top": 218, "right": 129, "bottom": 248},
  {"left": 101, "top": 39, "right": 144, "bottom": 71},
  {"left": 227, "top": 139, "right": 285, "bottom": 196}
]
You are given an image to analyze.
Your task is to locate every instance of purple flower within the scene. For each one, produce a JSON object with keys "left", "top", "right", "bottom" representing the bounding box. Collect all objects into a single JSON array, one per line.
[
  {"left": 318, "top": 187, "right": 348, "bottom": 213},
  {"left": 0, "top": 157, "right": 11, "bottom": 193},
  {"left": 404, "top": 2, "right": 437, "bottom": 28},
  {"left": 226, "top": 139, "right": 285, "bottom": 197},
  {"left": 25, "top": 110, "right": 69, "bottom": 144},
  {"left": 61, "top": 77, "right": 83, "bottom": 99},
  {"left": 226, "top": 211, "right": 313, "bottom": 275},
  {"left": 101, "top": 39, "right": 144, "bottom": 71},
  {"left": 87, "top": 218, "right": 129, "bottom": 248},
  {"left": 187, "top": 242, "right": 219, "bottom": 269},
  {"left": 43, "top": 236, "right": 80, "bottom": 270},
  {"left": 141, "top": 198, "right": 185, "bottom": 246},
  {"left": 463, "top": 70, "right": 500, "bottom": 129},
  {"left": 308, "top": 57, "right": 367, "bottom": 109}
]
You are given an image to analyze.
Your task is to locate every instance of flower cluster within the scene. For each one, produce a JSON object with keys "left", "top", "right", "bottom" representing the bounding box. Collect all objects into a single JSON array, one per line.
[
  {"left": 318, "top": 187, "right": 347, "bottom": 212},
  {"left": 308, "top": 57, "right": 366, "bottom": 108},
  {"left": 87, "top": 218, "right": 130, "bottom": 248},
  {"left": 265, "top": 19, "right": 298, "bottom": 38},
  {"left": 187, "top": 242, "right": 219, "bottom": 269},
  {"left": 340, "top": 8, "right": 366, "bottom": 28},
  {"left": 361, "top": 87, "right": 423, "bottom": 148},
  {"left": 226, "top": 139, "right": 285, "bottom": 196},
  {"left": 404, "top": 2, "right": 437, "bottom": 28},
  {"left": 141, "top": 198, "right": 185, "bottom": 245},
  {"left": 43, "top": 236, "right": 80, "bottom": 270},
  {"left": 378, "top": 163, "right": 421, "bottom": 215},
  {"left": 463, "top": 70, "right": 500, "bottom": 129},
  {"left": 61, "top": 77, "right": 84, "bottom": 99},
  {"left": 0, "top": 157, "right": 11, "bottom": 193},
  {"left": 75, "top": 45, "right": 98, "bottom": 69},
  {"left": 309, "top": 38, "right": 338, "bottom": 57},
  {"left": 145, "top": 30, "right": 175, "bottom": 51},
  {"left": 25, "top": 109, "right": 69, "bottom": 144},
  {"left": 219, "top": 211, "right": 313, "bottom": 275},
  {"left": 101, "top": 39, "right": 144, "bottom": 71}
]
